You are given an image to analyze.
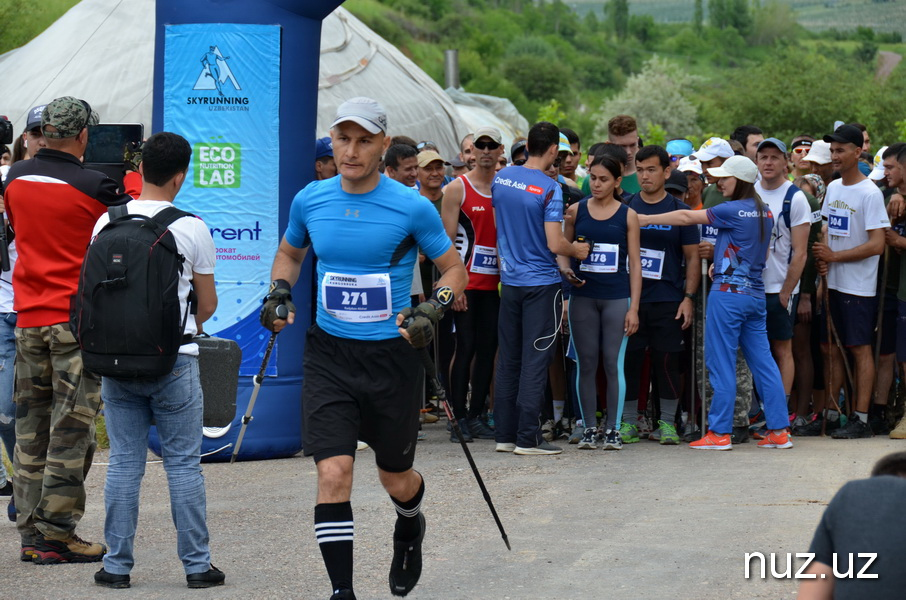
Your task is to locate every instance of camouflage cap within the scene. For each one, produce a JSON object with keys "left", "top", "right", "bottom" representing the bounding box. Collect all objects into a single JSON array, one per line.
[{"left": 41, "top": 96, "right": 99, "bottom": 139}]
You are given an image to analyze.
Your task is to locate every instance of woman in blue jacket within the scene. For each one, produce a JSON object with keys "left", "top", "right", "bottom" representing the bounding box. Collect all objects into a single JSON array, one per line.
[{"left": 636, "top": 155, "right": 792, "bottom": 450}]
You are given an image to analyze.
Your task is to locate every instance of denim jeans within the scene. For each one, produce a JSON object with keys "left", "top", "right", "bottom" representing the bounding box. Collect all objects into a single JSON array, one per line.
[
  {"left": 102, "top": 354, "right": 211, "bottom": 575},
  {"left": 0, "top": 313, "right": 16, "bottom": 486}
]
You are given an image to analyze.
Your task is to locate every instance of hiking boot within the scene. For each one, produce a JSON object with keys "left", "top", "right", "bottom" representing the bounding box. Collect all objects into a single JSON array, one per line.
[
  {"left": 619, "top": 421, "right": 640, "bottom": 444},
  {"left": 514, "top": 441, "right": 563, "bottom": 455},
  {"left": 33, "top": 533, "right": 106, "bottom": 564},
  {"left": 636, "top": 415, "right": 653, "bottom": 439},
  {"left": 682, "top": 422, "right": 701, "bottom": 442},
  {"left": 95, "top": 568, "right": 131, "bottom": 589},
  {"left": 731, "top": 426, "right": 750, "bottom": 444},
  {"left": 495, "top": 442, "right": 516, "bottom": 452},
  {"left": 448, "top": 419, "right": 473, "bottom": 443},
  {"left": 568, "top": 425, "right": 585, "bottom": 444},
  {"left": 757, "top": 430, "right": 794, "bottom": 449},
  {"left": 689, "top": 430, "right": 732, "bottom": 450},
  {"left": 890, "top": 415, "right": 906, "bottom": 439},
  {"left": 541, "top": 419, "right": 555, "bottom": 442},
  {"left": 869, "top": 414, "right": 890, "bottom": 436},
  {"left": 577, "top": 428, "right": 597, "bottom": 450},
  {"left": 330, "top": 590, "right": 357, "bottom": 600},
  {"left": 187, "top": 565, "right": 225, "bottom": 589},
  {"left": 657, "top": 421, "right": 680, "bottom": 445},
  {"left": 20, "top": 544, "right": 36, "bottom": 562},
  {"left": 389, "top": 512, "right": 425, "bottom": 597},
  {"left": 601, "top": 428, "right": 623, "bottom": 451},
  {"left": 465, "top": 417, "right": 495, "bottom": 440},
  {"left": 830, "top": 417, "right": 873, "bottom": 439}
]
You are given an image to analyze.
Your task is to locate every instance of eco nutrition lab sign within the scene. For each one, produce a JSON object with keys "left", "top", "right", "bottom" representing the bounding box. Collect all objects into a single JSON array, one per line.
[{"left": 163, "top": 23, "right": 280, "bottom": 375}]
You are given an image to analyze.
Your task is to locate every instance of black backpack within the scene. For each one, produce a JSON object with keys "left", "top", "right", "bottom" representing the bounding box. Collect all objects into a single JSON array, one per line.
[{"left": 72, "top": 204, "right": 196, "bottom": 378}]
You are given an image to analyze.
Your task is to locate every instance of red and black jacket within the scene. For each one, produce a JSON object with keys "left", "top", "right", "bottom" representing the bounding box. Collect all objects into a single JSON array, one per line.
[{"left": 2, "top": 148, "right": 130, "bottom": 327}]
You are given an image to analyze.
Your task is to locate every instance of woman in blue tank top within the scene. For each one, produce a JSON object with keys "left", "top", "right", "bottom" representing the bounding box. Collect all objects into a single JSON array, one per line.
[
  {"left": 559, "top": 154, "right": 641, "bottom": 450},
  {"left": 636, "top": 155, "right": 792, "bottom": 451}
]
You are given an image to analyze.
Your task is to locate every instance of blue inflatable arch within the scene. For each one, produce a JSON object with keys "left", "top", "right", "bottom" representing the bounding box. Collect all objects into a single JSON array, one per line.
[{"left": 149, "top": 0, "right": 345, "bottom": 461}]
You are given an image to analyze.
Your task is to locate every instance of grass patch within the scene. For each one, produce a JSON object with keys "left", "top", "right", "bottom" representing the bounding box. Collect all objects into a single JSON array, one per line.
[
  {"left": 95, "top": 414, "right": 109, "bottom": 449},
  {"left": 0, "top": 0, "right": 81, "bottom": 55}
]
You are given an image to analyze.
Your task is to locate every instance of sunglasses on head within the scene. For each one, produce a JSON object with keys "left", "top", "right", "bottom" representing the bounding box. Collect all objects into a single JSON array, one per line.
[
  {"left": 417, "top": 141, "right": 437, "bottom": 151},
  {"left": 474, "top": 140, "right": 501, "bottom": 150}
]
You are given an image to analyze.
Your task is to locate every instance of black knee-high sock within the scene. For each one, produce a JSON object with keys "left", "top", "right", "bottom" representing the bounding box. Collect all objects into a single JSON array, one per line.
[
  {"left": 314, "top": 502, "right": 354, "bottom": 593},
  {"left": 390, "top": 474, "right": 425, "bottom": 541}
]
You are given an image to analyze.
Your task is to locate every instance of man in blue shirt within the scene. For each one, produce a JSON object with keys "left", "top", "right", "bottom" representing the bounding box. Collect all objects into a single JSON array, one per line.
[
  {"left": 492, "top": 121, "right": 590, "bottom": 455},
  {"left": 261, "top": 97, "right": 467, "bottom": 600}
]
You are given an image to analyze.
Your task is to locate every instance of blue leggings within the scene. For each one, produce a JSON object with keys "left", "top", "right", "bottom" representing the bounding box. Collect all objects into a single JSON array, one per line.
[{"left": 705, "top": 291, "right": 787, "bottom": 434}]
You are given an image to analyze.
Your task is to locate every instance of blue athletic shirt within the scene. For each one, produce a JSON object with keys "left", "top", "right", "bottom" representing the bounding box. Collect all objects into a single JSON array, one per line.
[
  {"left": 492, "top": 165, "right": 563, "bottom": 287},
  {"left": 628, "top": 193, "right": 700, "bottom": 303},
  {"left": 572, "top": 201, "right": 630, "bottom": 300},
  {"left": 284, "top": 175, "right": 451, "bottom": 340},
  {"left": 707, "top": 198, "right": 774, "bottom": 298}
]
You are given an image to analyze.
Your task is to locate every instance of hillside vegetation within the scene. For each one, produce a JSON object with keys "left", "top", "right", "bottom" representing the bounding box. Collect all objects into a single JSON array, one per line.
[{"left": 347, "top": 0, "right": 906, "bottom": 147}]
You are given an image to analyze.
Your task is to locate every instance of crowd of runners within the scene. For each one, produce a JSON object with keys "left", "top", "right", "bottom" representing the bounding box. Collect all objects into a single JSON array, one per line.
[{"left": 310, "top": 113, "right": 906, "bottom": 456}]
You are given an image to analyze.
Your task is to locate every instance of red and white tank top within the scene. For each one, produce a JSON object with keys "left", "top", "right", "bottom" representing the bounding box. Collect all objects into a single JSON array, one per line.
[{"left": 456, "top": 175, "right": 499, "bottom": 291}]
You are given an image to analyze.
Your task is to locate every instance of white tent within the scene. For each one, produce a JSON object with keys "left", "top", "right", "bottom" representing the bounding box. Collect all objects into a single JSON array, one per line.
[{"left": 0, "top": 0, "right": 501, "bottom": 161}]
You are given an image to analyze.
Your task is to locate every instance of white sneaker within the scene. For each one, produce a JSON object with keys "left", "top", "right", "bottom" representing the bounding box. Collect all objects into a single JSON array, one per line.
[
  {"left": 514, "top": 441, "right": 563, "bottom": 455},
  {"left": 541, "top": 419, "right": 555, "bottom": 442},
  {"left": 495, "top": 442, "right": 516, "bottom": 452}
]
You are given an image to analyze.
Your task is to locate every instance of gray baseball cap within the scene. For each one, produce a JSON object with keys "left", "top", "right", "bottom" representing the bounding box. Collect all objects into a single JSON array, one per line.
[
  {"left": 331, "top": 97, "right": 387, "bottom": 135},
  {"left": 41, "top": 96, "right": 99, "bottom": 139}
]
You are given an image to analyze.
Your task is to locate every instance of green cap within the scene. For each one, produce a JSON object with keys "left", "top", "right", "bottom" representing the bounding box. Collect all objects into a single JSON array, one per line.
[{"left": 41, "top": 96, "right": 99, "bottom": 139}]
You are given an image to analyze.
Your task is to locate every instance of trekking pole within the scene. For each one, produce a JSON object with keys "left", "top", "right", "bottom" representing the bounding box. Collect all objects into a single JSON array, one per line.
[
  {"left": 415, "top": 344, "right": 511, "bottom": 551},
  {"left": 700, "top": 258, "right": 708, "bottom": 434},
  {"left": 827, "top": 296, "right": 856, "bottom": 416},
  {"left": 230, "top": 304, "right": 288, "bottom": 463},
  {"left": 873, "top": 248, "right": 890, "bottom": 397},
  {"left": 820, "top": 277, "right": 844, "bottom": 435}
]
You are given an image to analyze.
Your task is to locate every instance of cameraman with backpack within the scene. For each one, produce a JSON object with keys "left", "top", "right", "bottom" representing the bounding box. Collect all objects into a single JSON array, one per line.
[{"left": 84, "top": 132, "right": 222, "bottom": 589}]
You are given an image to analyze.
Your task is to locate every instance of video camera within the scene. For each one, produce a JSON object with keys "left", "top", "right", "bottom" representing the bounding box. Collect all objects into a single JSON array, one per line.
[
  {"left": 84, "top": 123, "right": 144, "bottom": 190},
  {"left": 0, "top": 116, "right": 12, "bottom": 145}
]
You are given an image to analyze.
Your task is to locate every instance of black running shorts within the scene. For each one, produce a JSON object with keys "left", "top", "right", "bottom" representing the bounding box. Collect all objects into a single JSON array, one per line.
[
  {"left": 302, "top": 324, "right": 422, "bottom": 473},
  {"left": 627, "top": 300, "right": 685, "bottom": 353}
]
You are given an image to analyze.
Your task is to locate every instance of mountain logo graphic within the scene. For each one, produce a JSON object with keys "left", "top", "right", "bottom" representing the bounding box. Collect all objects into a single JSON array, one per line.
[{"left": 194, "top": 45, "right": 240, "bottom": 96}]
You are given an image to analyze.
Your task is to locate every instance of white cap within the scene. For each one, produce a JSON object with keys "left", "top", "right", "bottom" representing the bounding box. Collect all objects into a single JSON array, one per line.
[
  {"left": 869, "top": 146, "right": 888, "bottom": 181},
  {"left": 331, "top": 97, "right": 388, "bottom": 134},
  {"left": 706, "top": 155, "right": 758, "bottom": 183},
  {"left": 473, "top": 126, "right": 503, "bottom": 144},
  {"left": 677, "top": 156, "right": 702, "bottom": 175},
  {"left": 803, "top": 140, "right": 831, "bottom": 165},
  {"left": 690, "top": 137, "right": 734, "bottom": 162}
]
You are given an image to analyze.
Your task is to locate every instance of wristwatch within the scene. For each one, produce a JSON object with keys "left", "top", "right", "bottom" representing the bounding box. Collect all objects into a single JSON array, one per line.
[{"left": 684, "top": 292, "right": 697, "bottom": 301}]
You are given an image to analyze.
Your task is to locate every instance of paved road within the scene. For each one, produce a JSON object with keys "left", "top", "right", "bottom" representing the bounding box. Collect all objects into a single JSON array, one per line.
[{"left": 2, "top": 426, "right": 901, "bottom": 599}]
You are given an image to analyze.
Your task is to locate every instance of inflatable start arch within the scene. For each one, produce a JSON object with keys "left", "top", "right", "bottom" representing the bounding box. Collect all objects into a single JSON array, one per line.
[{"left": 149, "top": 0, "right": 345, "bottom": 461}]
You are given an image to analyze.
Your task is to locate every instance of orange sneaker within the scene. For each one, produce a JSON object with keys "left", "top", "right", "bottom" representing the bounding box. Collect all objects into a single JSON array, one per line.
[
  {"left": 757, "top": 429, "right": 793, "bottom": 449},
  {"left": 689, "top": 430, "right": 732, "bottom": 450}
]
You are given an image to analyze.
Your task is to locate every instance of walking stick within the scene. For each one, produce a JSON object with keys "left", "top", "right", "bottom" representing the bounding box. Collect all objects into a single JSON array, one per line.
[
  {"left": 820, "top": 277, "right": 844, "bottom": 435},
  {"left": 230, "top": 304, "right": 288, "bottom": 463},
  {"left": 416, "top": 345, "right": 511, "bottom": 551},
  {"left": 873, "top": 248, "right": 890, "bottom": 399},
  {"left": 700, "top": 258, "right": 708, "bottom": 434}
]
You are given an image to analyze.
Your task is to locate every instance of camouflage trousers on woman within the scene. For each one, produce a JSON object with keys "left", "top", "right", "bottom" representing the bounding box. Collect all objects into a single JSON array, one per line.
[{"left": 13, "top": 323, "right": 101, "bottom": 544}]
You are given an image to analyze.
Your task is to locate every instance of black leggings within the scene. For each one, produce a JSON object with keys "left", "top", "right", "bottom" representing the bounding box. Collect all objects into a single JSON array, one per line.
[
  {"left": 450, "top": 289, "right": 500, "bottom": 419},
  {"left": 625, "top": 347, "right": 682, "bottom": 414}
]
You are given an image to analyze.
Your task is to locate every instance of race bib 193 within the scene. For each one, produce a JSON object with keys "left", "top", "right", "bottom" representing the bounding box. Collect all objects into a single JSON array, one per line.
[
  {"left": 321, "top": 272, "right": 393, "bottom": 322},
  {"left": 639, "top": 248, "right": 665, "bottom": 280}
]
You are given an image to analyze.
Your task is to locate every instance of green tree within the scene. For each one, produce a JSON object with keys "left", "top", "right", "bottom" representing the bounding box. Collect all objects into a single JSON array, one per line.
[
  {"left": 694, "top": 0, "right": 703, "bottom": 32},
  {"left": 750, "top": 0, "right": 799, "bottom": 46},
  {"left": 605, "top": 0, "right": 630, "bottom": 40},
  {"left": 595, "top": 56, "right": 701, "bottom": 140}
]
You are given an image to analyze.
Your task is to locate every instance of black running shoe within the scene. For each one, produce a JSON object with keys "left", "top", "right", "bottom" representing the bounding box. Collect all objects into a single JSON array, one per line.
[
  {"left": 389, "top": 512, "right": 425, "bottom": 597},
  {"left": 186, "top": 565, "right": 225, "bottom": 589},
  {"left": 95, "top": 568, "right": 131, "bottom": 589},
  {"left": 448, "top": 419, "right": 473, "bottom": 443},
  {"left": 830, "top": 417, "right": 873, "bottom": 439},
  {"left": 793, "top": 414, "right": 843, "bottom": 436},
  {"left": 330, "top": 589, "right": 357, "bottom": 600},
  {"left": 730, "top": 426, "right": 749, "bottom": 444},
  {"left": 465, "top": 417, "right": 495, "bottom": 439}
]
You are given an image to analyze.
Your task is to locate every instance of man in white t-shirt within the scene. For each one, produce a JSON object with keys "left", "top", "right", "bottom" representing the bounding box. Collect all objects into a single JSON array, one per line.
[
  {"left": 754, "top": 138, "right": 813, "bottom": 415},
  {"left": 814, "top": 124, "right": 890, "bottom": 439},
  {"left": 90, "top": 133, "right": 223, "bottom": 590}
]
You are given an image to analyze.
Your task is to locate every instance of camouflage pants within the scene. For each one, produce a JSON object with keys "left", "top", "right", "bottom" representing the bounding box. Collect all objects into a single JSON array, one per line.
[
  {"left": 13, "top": 323, "right": 101, "bottom": 542},
  {"left": 695, "top": 292, "right": 753, "bottom": 428}
]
